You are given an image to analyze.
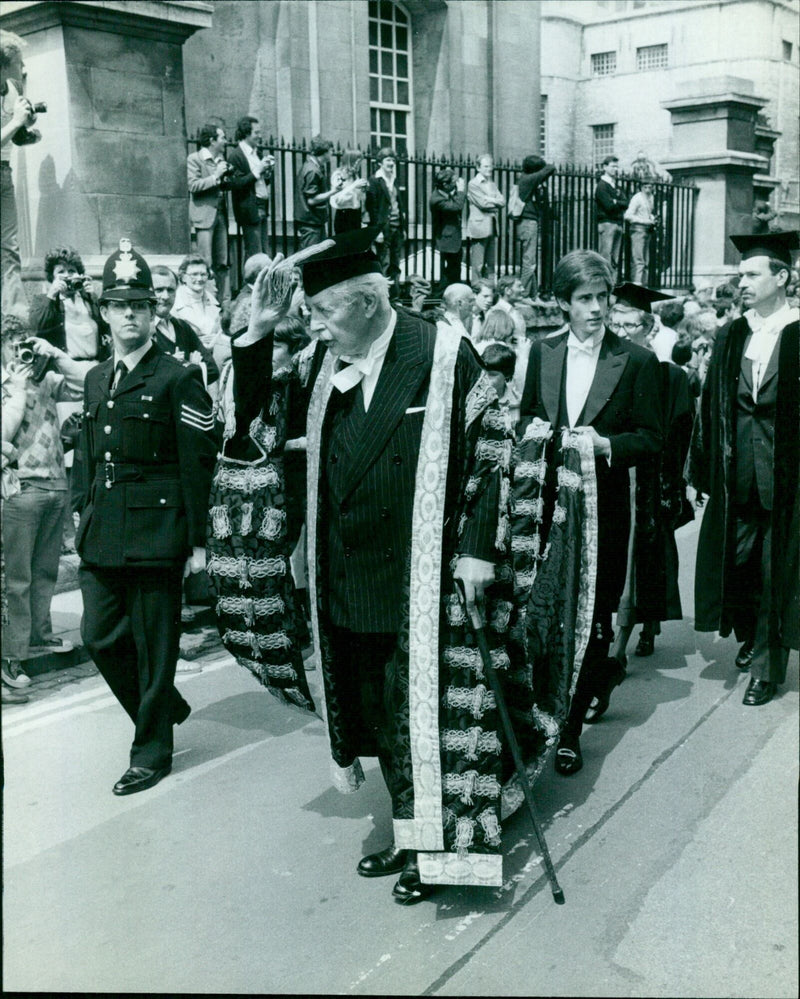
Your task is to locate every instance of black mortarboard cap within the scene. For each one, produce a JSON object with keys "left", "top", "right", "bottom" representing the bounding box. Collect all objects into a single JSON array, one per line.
[
  {"left": 301, "top": 227, "right": 384, "bottom": 298},
  {"left": 612, "top": 282, "right": 673, "bottom": 314},
  {"left": 100, "top": 238, "right": 154, "bottom": 301},
  {"left": 729, "top": 230, "right": 799, "bottom": 268}
]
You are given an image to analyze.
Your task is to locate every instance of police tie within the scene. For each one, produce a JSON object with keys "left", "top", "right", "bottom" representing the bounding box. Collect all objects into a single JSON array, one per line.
[{"left": 111, "top": 359, "right": 127, "bottom": 395}]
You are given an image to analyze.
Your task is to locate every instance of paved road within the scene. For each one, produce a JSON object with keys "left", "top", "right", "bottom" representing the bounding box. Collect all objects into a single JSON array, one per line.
[{"left": 2, "top": 517, "right": 798, "bottom": 996}]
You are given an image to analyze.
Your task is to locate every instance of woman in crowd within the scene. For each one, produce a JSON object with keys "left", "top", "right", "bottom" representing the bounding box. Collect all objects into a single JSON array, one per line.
[
  {"left": 206, "top": 312, "right": 316, "bottom": 710},
  {"left": 472, "top": 306, "right": 515, "bottom": 353},
  {"left": 329, "top": 150, "right": 367, "bottom": 234},
  {"left": 29, "top": 246, "right": 108, "bottom": 362},
  {"left": 172, "top": 254, "right": 222, "bottom": 350}
]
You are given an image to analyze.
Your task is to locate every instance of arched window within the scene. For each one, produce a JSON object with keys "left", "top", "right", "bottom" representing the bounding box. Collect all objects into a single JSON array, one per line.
[{"left": 368, "top": 0, "right": 413, "bottom": 154}]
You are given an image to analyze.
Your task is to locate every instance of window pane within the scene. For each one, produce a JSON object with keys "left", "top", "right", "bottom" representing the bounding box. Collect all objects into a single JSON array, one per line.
[
  {"left": 397, "top": 80, "right": 409, "bottom": 106},
  {"left": 369, "top": 0, "right": 378, "bottom": 18},
  {"left": 591, "top": 51, "right": 616, "bottom": 76},
  {"left": 396, "top": 53, "right": 408, "bottom": 78},
  {"left": 382, "top": 50, "right": 393, "bottom": 75},
  {"left": 380, "top": 0, "right": 394, "bottom": 20},
  {"left": 396, "top": 25, "right": 407, "bottom": 51},
  {"left": 382, "top": 78, "right": 394, "bottom": 103},
  {"left": 380, "top": 109, "right": 392, "bottom": 132},
  {"left": 371, "top": 109, "right": 377, "bottom": 131},
  {"left": 381, "top": 22, "right": 392, "bottom": 47},
  {"left": 369, "top": 20, "right": 377, "bottom": 46},
  {"left": 394, "top": 110, "right": 407, "bottom": 135},
  {"left": 369, "top": 50, "right": 378, "bottom": 73},
  {"left": 370, "top": 76, "right": 379, "bottom": 101}
]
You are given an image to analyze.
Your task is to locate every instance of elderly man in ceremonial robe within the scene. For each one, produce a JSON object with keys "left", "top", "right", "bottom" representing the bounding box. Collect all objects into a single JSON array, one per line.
[{"left": 231, "top": 228, "right": 518, "bottom": 904}]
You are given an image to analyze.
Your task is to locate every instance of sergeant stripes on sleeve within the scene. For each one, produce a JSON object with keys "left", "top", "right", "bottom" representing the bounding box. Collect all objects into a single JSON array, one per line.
[{"left": 180, "top": 403, "right": 215, "bottom": 432}]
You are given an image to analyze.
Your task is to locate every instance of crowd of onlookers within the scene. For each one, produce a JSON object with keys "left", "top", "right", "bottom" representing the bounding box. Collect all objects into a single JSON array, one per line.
[{"left": 3, "top": 105, "right": 797, "bottom": 706}]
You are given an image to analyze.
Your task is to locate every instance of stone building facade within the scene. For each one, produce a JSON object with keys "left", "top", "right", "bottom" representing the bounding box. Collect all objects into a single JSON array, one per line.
[
  {"left": 541, "top": 0, "right": 799, "bottom": 229},
  {"left": 181, "top": 0, "right": 541, "bottom": 160}
]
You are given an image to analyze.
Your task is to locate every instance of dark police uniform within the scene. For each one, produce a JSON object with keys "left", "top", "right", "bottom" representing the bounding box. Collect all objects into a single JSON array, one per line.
[{"left": 76, "top": 241, "right": 216, "bottom": 784}]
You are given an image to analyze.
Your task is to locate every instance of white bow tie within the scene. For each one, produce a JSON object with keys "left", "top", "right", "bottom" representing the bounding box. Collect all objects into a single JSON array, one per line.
[
  {"left": 329, "top": 354, "right": 380, "bottom": 394},
  {"left": 567, "top": 337, "right": 598, "bottom": 356}
]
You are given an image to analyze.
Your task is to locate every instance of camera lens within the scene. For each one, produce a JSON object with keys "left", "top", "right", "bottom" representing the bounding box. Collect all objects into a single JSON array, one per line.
[
  {"left": 32, "top": 101, "right": 47, "bottom": 114},
  {"left": 17, "top": 346, "right": 35, "bottom": 364}
]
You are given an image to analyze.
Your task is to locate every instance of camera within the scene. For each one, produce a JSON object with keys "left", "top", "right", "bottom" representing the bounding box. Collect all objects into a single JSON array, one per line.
[
  {"left": 13, "top": 340, "right": 53, "bottom": 383},
  {"left": 64, "top": 275, "right": 86, "bottom": 295},
  {"left": 12, "top": 100, "right": 46, "bottom": 146}
]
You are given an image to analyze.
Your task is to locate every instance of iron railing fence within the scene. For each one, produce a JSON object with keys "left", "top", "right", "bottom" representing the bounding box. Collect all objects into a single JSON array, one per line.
[{"left": 188, "top": 137, "right": 698, "bottom": 298}]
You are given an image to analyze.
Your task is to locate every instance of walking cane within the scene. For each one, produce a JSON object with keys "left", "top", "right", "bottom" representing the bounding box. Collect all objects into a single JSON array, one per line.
[{"left": 455, "top": 579, "right": 565, "bottom": 905}]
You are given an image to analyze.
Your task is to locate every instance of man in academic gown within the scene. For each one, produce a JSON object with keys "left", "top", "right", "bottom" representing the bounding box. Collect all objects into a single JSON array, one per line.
[{"left": 688, "top": 231, "right": 799, "bottom": 705}]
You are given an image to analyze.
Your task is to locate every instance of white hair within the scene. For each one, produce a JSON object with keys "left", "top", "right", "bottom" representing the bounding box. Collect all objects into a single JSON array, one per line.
[
  {"left": 443, "top": 283, "right": 474, "bottom": 311},
  {"left": 324, "top": 272, "right": 391, "bottom": 309}
]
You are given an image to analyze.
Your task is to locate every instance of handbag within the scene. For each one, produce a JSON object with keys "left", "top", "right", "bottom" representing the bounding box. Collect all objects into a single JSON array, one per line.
[{"left": 508, "top": 184, "right": 525, "bottom": 220}]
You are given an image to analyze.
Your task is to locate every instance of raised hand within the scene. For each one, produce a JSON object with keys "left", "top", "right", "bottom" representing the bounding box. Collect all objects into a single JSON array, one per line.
[{"left": 242, "top": 242, "right": 335, "bottom": 344}]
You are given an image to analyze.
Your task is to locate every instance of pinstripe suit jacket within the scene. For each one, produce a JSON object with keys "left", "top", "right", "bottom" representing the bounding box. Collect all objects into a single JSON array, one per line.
[
  {"left": 231, "top": 310, "right": 500, "bottom": 634},
  {"left": 321, "top": 309, "right": 498, "bottom": 632}
]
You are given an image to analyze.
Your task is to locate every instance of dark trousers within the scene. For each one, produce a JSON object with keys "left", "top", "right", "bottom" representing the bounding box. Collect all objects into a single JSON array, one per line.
[
  {"left": 80, "top": 565, "right": 189, "bottom": 769},
  {"left": 376, "top": 227, "right": 404, "bottom": 296},
  {"left": 327, "top": 625, "right": 399, "bottom": 807},
  {"left": 733, "top": 509, "right": 789, "bottom": 684},
  {"left": 440, "top": 249, "right": 462, "bottom": 289},
  {"left": 242, "top": 199, "right": 269, "bottom": 258},
  {"left": 296, "top": 222, "right": 327, "bottom": 250},
  {"left": 563, "top": 610, "right": 620, "bottom": 739}
]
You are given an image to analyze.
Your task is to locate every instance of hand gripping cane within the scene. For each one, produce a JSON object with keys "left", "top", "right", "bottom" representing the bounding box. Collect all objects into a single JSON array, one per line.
[{"left": 455, "top": 579, "right": 565, "bottom": 904}]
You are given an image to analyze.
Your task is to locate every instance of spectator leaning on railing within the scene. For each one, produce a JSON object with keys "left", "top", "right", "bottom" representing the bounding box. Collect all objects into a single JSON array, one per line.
[
  {"left": 187, "top": 122, "right": 232, "bottom": 306},
  {"left": 227, "top": 115, "right": 274, "bottom": 259}
]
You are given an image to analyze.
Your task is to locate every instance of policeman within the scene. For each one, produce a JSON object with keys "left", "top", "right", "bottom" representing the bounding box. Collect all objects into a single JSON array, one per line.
[{"left": 76, "top": 238, "right": 216, "bottom": 795}]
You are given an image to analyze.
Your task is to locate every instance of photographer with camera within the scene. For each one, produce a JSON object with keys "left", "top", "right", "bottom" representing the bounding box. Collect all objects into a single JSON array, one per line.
[
  {"left": 1, "top": 313, "right": 92, "bottom": 697},
  {"left": 28, "top": 246, "right": 109, "bottom": 362},
  {"left": 228, "top": 115, "right": 274, "bottom": 259},
  {"left": 187, "top": 123, "right": 232, "bottom": 306},
  {"left": 1, "top": 30, "right": 43, "bottom": 319}
]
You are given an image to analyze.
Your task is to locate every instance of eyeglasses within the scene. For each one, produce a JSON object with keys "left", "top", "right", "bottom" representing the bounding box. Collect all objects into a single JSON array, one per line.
[
  {"left": 610, "top": 321, "right": 643, "bottom": 333},
  {"left": 105, "top": 300, "right": 152, "bottom": 314}
]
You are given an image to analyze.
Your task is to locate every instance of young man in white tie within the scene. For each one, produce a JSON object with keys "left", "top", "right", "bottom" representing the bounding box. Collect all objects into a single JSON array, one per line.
[
  {"left": 518, "top": 250, "right": 663, "bottom": 775},
  {"left": 689, "top": 231, "right": 799, "bottom": 706}
]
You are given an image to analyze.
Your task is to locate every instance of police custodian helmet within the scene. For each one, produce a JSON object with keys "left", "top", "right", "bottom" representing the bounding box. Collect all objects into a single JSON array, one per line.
[{"left": 100, "top": 238, "right": 155, "bottom": 302}]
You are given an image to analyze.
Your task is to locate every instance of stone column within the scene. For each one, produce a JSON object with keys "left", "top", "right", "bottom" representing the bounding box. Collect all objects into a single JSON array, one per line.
[
  {"left": 661, "top": 77, "right": 769, "bottom": 283},
  {"left": 0, "top": 0, "right": 212, "bottom": 279}
]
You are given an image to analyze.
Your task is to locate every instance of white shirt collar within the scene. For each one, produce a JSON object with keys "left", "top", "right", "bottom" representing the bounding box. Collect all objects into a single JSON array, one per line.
[
  {"left": 745, "top": 302, "right": 797, "bottom": 336},
  {"left": 115, "top": 339, "right": 153, "bottom": 372},
  {"left": 601, "top": 172, "right": 616, "bottom": 187},
  {"left": 567, "top": 327, "right": 604, "bottom": 354},
  {"left": 329, "top": 309, "right": 397, "bottom": 409}
]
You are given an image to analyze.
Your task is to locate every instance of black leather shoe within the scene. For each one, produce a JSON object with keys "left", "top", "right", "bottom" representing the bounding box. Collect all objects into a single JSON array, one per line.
[
  {"left": 585, "top": 656, "right": 627, "bottom": 723},
  {"left": 112, "top": 765, "right": 171, "bottom": 796},
  {"left": 555, "top": 733, "right": 583, "bottom": 776},
  {"left": 392, "top": 854, "right": 433, "bottom": 905},
  {"left": 634, "top": 634, "right": 655, "bottom": 657},
  {"left": 735, "top": 641, "right": 754, "bottom": 671},
  {"left": 742, "top": 678, "right": 777, "bottom": 706},
  {"left": 357, "top": 844, "right": 408, "bottom": 878}
]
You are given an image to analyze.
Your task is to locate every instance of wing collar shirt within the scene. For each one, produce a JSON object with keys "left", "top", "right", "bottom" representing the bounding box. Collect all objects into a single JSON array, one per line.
[
  {"left": 565, "top": 326, "right": 605, "bottom": 428},
  {"left": 743, "top": 302, "right": 799, "bottom": 400},
  {"left": 329, "top": 308, "right": 397, "bottom": 411}
]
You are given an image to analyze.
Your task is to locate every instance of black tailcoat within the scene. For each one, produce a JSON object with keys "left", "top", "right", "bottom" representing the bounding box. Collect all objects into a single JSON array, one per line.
[{"left": 519, "top": 329, "right": 663, "bottom": 611}]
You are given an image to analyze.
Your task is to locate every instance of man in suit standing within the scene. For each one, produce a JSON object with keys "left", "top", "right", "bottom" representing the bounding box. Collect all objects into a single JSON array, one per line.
[
  {"left": 594, "top": 155, "right": 628, "bottom": 277},
  {"left": 187, "top": 123, "right": 231, "bottom": 306},
  {"left": 227, "top": 115, "right": 274, "bottom": 259},
  {"left": 518, "top": 249, "right": 663, "bottom": 775},
  {"left": 429, "top": 166, "right": 466, "bottom": 292},
  {"left": 467, "top": 154, "right": 506, "bottom": 285},
  {"left": 76, "top": 239, "right": 216, "bottom": 795},
  {"left": 366, "top": 148, "right": 406, "bottom": 301},
  {"left": 233, "top": 229, "right": 512, "bottom": 902},
  {"left": 689, "top": 231, "right": 799, "bottom": 705},
  {"left": 294, "top": 135, "right": 335, "bottom": 250}
]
